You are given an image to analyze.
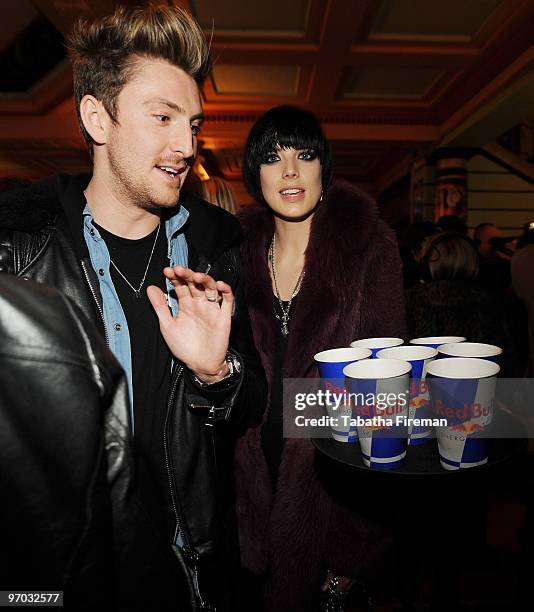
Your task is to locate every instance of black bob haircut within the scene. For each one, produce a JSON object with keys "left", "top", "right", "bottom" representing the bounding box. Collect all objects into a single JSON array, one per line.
[{"left": 243, "top": 105, "right": 332, "bottom": 204}]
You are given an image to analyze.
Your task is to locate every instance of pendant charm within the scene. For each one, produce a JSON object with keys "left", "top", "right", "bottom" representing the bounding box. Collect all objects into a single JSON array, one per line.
[
  {"left": 282, "top": 323, "right": 289, "bottom": 336},
  {"left": 134, "top": 290, "right": 140, "bottom": 299}
]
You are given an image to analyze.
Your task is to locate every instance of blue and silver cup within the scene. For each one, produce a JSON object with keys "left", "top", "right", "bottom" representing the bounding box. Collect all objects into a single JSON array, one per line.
[
  {"left": 376, "top": 345, "right": 437, "bottom": 445},
  {"left": 410, "top": 336, "right": 466, "bottom": 350},
  {"left": 314, "top": 347, "right": 371, "bottom": 442},
  {"left": 350, "top": 337, "right": 404, "bottom": 358},
  {"left": 437, "top": 342, "right": 502, "bottom": 365},
  {"left": 343, "top": 358, "right": 411, "bottom": 469},
  {"left": 426, "top": 357, "right": 500, "bottom": 470}
]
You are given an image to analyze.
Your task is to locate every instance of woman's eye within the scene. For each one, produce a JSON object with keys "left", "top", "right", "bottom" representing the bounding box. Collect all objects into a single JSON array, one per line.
[
  {"left": 299, "top": 150, "right": 317, "bottom": 161},
  {"left": 191, "top": 124, "right": 201, "bottom": 136},
  {"left": 265, "top": 153, "right": 280, "bottom": 164},
  {"left": 155, "top": 115, "right": 170, "bottom": 123}
]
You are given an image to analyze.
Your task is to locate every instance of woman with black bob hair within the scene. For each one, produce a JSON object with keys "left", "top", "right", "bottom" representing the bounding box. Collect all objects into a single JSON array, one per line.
[{"left": 235, "top": 106, "right": 406, "bottom": 610}]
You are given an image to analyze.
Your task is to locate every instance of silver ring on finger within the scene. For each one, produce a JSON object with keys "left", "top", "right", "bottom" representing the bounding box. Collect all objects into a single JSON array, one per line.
[{"left": 206, "top": 290, "right": 221, "bottom": 302}]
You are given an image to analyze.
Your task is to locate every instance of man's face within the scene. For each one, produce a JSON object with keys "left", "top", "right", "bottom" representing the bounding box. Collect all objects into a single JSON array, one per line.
[
  {"left": 478, "top": 225, "right": 500, "bottom": 256},
  {"left": 102, "top": 57, "right": 203, "bottom": 210}
]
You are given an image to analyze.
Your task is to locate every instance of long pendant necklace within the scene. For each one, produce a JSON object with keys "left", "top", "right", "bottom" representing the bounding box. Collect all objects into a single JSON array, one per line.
[
  {"left": 269, "top": 234, "right": 305, "bottom": 336},
  {"left": 109, "top": 222, "right": 161, "bottom": 299}
]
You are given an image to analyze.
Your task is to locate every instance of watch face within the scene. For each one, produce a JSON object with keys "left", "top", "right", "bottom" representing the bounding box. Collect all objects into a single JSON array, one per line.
[{"left": 228, "top": 353, "right": 241, "bottom": 373}]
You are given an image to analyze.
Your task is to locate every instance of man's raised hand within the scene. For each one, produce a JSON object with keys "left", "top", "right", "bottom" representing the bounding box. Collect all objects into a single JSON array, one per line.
[{"left": 147, "top": 265, "right": 234, "bottom": 383}]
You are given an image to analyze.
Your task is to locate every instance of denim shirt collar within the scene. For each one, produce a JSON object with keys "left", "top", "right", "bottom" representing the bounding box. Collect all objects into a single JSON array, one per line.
[{"left": 82, "top": 202, "right": 189, "bottom": 242}]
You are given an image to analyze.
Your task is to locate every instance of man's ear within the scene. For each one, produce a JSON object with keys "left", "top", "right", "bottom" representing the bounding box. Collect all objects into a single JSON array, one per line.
[{"left": 79, "top": 95, "right": 110, "bottom": 145}]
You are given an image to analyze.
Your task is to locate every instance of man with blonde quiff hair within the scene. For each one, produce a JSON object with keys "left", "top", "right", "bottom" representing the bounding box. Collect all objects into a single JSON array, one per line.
[
  {"left": 68, "top": 4, "right": 212, "bottom": 154},
  {"left": 0, "top": 5, "right": 266, "bottom": 611}
]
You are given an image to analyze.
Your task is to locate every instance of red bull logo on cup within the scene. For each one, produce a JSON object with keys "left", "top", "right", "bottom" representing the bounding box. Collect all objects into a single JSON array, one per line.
[{"left": 434, "top": 400, "right": 492, "bottom": 422}]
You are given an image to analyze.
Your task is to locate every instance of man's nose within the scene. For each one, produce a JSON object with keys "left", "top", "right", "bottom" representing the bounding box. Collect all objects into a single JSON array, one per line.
[{"left": 170, "top": 125, "right": 195, "bottom": 160}]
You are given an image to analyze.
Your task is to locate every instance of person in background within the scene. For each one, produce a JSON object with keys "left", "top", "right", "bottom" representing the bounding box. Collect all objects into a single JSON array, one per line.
[
  {"left": 474, "top": 222, "right": 501, "bottom": 257},
  {"left": 473, "top": 221, "right": 518, "bottom": 295},
  {"left": 405, "top": 231, "right": 521, "bottom": 609},
  {"left": 406, "top": 231, "right": 519, "bottom": 375},
  {"left": 398, "top": 220, "right": 439, "bottom": 288},
  {"left": 0, "top": 5, "right": 266, "bottom": 610},
  {"left": 511, "top": 223, "right": 534, "bottom": 376},
  {"left": 201, "top": 175, "right": 239, "bottom": 215},
  {"left": 436, "top": 213, "right": 468, "bottom": 236},
  {"left": 235, "top": 105, "right": 406, "bottom": 611}
]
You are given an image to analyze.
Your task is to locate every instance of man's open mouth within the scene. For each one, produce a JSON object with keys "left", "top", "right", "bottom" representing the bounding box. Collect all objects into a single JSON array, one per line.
[
  {"left": 156, "top": 165, "right": 187, "bottom": 183},
  {"left": 157, "top": 165, "right": 180, "bottom": 177}
]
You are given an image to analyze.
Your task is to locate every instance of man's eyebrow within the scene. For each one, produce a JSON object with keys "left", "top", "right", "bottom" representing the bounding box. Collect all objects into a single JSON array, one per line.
[{"left": 143, "top": 97, "right": 204, "bottom": 122}]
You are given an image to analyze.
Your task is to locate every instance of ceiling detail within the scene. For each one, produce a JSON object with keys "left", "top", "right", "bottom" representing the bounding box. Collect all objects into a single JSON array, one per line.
[
  {"left": 211, "top": 64, "right": 300, "bottom": 97},
  {"left": 369, "top": 0, "right": 503, "bottom": 41},
  {"left": 341, "top": 67, "right": 446, "bottom": 100},
  {"left": 190, "top": 0, "right": 311, "bottom": 37},
  {"left": 0, "top": 13, "right": 66, "bottom": 93},
  {"left": 0, "top": 0, "right": 532, "bottom": 196}
]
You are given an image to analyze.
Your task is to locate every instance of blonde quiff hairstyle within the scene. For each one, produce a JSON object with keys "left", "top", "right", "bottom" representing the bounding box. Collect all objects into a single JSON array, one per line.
[{"left": 67, "top": 5, "right": 211, "bottom": 152}]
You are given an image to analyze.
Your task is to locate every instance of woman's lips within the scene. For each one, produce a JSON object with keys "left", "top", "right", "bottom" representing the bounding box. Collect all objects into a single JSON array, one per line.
[{"left": 279, "top": 188, "right": 305, "bottom": 202}]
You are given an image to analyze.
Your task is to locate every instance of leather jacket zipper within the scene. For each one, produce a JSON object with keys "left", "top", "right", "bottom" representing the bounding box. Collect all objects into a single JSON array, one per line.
[
  {"left": 81, "top": 260, "right": 109, "bottom": 346},
  {"left": 163, "top": 364, "right": 186, "bottom": 542},
  {"left": 163, "top": 364, "right": 212, "bottom": 610}
]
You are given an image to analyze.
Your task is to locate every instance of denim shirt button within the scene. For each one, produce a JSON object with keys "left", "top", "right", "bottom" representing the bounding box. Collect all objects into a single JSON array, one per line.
[
  {"left": 114, "top": 323, "right": 122, "bottom": 331},
  {"left": 99, "top": 268, "right": 104, "bottom": 276},
  {"left": 90, "top": 229, "right": 95, "bottom": 236}
]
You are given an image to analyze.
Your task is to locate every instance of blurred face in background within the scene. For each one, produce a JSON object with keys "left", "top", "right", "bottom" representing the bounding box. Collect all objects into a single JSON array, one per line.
[{"left": 476, "top": 224, "right": 500, "bottom": 257}]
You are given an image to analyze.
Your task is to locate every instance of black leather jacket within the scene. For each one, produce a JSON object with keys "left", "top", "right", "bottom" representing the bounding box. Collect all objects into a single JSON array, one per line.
[
  {"left": 0, "top": 275, "right": 135, "bottom": 609},
  {"left": 0, "top": 175, "right": 267, "bottom": 610}
]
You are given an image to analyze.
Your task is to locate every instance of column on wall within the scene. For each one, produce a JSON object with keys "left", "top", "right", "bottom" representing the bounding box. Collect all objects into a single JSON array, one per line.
[
  {"left": 434, "top": 157, "right": 468, "bottom": 221},
  {"left": 410, "top": 157, "right": 435, "bottom": 222}
]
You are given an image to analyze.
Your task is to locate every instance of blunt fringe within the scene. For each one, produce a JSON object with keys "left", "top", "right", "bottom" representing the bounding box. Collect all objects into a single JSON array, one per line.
[
  {"left": 243, "top": 106, "right": 332, "bottom": 204},
  {"left": 67, "top": 5, "right": 211, "bottom": 151}
]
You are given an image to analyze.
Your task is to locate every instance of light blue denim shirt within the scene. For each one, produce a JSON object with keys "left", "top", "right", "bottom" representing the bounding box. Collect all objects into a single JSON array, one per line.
[{"left": 82, "top": 202, "right": 189, "bottom": 427}]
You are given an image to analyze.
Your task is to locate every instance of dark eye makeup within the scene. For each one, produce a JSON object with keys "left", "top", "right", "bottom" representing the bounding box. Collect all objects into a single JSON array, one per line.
[{"left": 263, "top": 148, "right": 318, "bottom": 164}]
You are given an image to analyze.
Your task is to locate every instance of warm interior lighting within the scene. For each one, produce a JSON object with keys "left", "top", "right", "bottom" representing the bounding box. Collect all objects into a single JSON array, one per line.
[{"left": 194, "top": 162, "right": 210, "bottom": 182}]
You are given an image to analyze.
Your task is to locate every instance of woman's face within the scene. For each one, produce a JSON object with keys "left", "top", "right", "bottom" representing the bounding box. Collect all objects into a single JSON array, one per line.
[{"left": 259, "top": 147, "right": 322, "bottom": 220}]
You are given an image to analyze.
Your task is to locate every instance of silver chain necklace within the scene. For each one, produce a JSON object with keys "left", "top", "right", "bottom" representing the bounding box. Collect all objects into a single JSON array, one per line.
[
  {"left": 268, "top": 234, "right": 305, "bottom": 336},
  {"left": 109, "top": 222, "right": 161, "bottom": 299}
]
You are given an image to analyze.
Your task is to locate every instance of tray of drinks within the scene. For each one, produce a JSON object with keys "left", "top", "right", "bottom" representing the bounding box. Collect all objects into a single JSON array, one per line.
[
  {"left": 312, "top": 433, "right": 526, "bottom": 476},
  {"left": 312, "top": 407, "right": 527, "bottom": 476}
]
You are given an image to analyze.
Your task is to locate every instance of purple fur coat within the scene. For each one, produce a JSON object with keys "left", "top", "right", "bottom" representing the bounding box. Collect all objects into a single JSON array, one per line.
[{"left": 235, "top": 179, "right": 407, "bottom": 611}]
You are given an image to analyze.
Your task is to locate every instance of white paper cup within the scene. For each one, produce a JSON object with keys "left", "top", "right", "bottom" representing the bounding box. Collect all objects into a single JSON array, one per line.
[
  {"left": 426, "top": 358, "right": 500, "bottom": 470},
  {"left": 350, "top": 337, "right": 404, "bottom": 358},
  {"left": 343, "top": 359, "right": 411, "bottom": 469},
  {"left": 410, "top": 336, "right": 466, "bottom": 350},
  {"left": 437, "top": 342, "right": 502, "bottom": 365},
  {"left": 315, "top": 348, "right": 371, "bottom": 443},
  {"left": 376, "top": 346, "right": 437, "bottom": 445}
]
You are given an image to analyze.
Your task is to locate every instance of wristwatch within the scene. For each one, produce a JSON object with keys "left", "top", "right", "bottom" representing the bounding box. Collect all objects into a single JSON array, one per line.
[{"left": 193, "top": 351, "right": 241, "bottom": 388}]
